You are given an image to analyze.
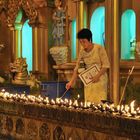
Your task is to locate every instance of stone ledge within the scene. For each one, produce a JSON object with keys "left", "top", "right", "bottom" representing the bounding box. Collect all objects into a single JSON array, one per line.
[{"left": 0, "top": 99, "right": 139, "bottom": 139}]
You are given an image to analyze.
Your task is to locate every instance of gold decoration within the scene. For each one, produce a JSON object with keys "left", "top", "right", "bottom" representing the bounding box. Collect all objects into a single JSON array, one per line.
[
  {"left": 0, "top": 0, "right": 37, "bottom": 28},
  {"left": 21, "top": 0, "right": 37, "bottom": 26},
  {"left": 10, "top": 58, "right": 28, "bottom": 84},
  {"left": 0, "top": 0, "right": 7, "bottom": 13},
  {"left": 26, "top": 72, "right": 41, "bottom": 89}
]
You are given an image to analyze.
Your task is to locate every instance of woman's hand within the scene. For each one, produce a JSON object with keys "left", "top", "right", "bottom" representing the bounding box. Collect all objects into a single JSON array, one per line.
[
  {"left": 90, "top": 74, "right": 100, "bottom": 83},
  {"left": 90, "top": 67, "right": 107, "bottom": 83},
  {"left": 66, "top": 81, "right": 72, "bottom": 90}
]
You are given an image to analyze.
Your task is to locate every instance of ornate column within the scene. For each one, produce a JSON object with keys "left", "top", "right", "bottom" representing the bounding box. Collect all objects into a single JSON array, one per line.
[
  {"left": 32, "top": 27, "right": 39, "bottom": 72},
  {"left": 76, "top": 0, "right": 87, "bottom": 55},
  {"left": 76, "top": 0, "right": 87, "bottom": 56},
  {"left": 105, "top": 0, "right": 120, "bottom": 105},
  {"left": 32, "top": 26, "right": 48, "bottom": 79},
  {"left": 112, "top": 0, "right": 120, "bottom": 105},
  {"left": 14, "top": 23, "right": 23, "bottom": 59},
  {"left": 32, "top": 5, "right": 49, "bottom": 79},
  {"left": 10, "top": 29, "right": 16, "bottom": 61}
]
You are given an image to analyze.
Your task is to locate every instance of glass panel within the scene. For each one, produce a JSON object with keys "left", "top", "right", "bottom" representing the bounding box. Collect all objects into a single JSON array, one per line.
[
  {"left": 22, "top": 20, "right": 32, "bottom": 72},
  {"left": 90, "top": 6, "right": 105, "bottom": 46},
  {"left": 121, "top": 10, "right": 136, "bottom": 60},
  {"left": 71, "top": 19, "right": 76, "bottom": 60}
]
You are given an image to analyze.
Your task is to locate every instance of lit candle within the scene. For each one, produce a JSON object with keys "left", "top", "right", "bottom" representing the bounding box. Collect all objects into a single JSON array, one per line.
[
  {"left": 136, "top": 107, "right": 140, "bottom": 116},
  {"left": 35, "top": 97, "right": 42, "bottom": 104},
  {"left": 22, "top": 96, "right": 27, "bottom": 102},
  {"left": 117, "top": 105, "right": 120, "bottom": 112},
  {"left": 16, "top": 94, "right": 21, "bottom": 102},
  {"left": 87, "top": 102, "right": 91, "bottom": 108},
  {"left": 60, "top": 99, "right": 64, "bottom": 106},
  {"left": 83, "top": 101, "right": 91, "bottom": 109},
  {"left": 120, "top": 105, "right": 126, "bottom": 115},
  {"left": 4, "top": 92, "right": 10, "bottom": 100},
  {"left": 83, "top": 101, "right": 87, "bottom": 109},
  {"left": 77, "top": 94, "right": 80, "bottom": 100},
  {"left": 64, "top": 98, "right": 69, "bottom": 107},
  {"left": 56, "top": 98, "right": 61, "bottom": 105},
  {"left": 130, "top": 100, "right": 137, "bottom": 116},
  {"left": 109, "top": 104, "right": 115, "bottom": 113},
  {"left": 105, "top": 104, "right": 111, "bottom": 112},
  {"left": 80, "top": 102, "right": 84, "bottom": 108},
  {"left": 50, "top": 99, "right": 55, "bottom": 105},
  {"left": 43, "top": 97, "right": 49, "bottom": 104},
  {"left": 91, "top": 103, "right": 98, "bottom": 111},
  {"left": 68, "top": 99, "right": 73, "bottom": 108},
  {"left": 38, "top": 95, "right": 43, "bottom": 101},
  {"left": 27, "top": 95, "right": 35, "bottom": 102},
  {"left": 73, "top": 100, "right": 78, "bottom": 108},
  {"left": 123, "top": 105, "right": 131, "bottom": 117},
  {"left": 97, "top": 104, "right": 102, "bottom": 111}
]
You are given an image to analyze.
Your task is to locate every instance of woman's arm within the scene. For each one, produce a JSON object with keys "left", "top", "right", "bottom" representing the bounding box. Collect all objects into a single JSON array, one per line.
[
  {"left": 91, "top": 67, "right": 107, "bottom": 83},
  {"left": 65, "top": 70, "right": 78, "bottom": 89},
  {"left": 66, "top": 50, "right": 83, "bottom": 89}
]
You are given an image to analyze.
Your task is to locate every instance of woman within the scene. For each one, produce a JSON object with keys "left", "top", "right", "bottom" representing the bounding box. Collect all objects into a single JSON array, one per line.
[{"left": 66, "top": 28, "right": 110, "bottom": 104}]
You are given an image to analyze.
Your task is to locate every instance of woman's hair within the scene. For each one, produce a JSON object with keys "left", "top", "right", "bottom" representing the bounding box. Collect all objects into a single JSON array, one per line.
[{"left": 77, "top": 28, "right": 92, "bottom": 42}]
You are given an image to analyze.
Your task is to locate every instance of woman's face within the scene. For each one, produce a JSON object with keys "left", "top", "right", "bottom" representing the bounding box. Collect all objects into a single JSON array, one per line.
[
  {"left": 55, "top": 0, "right": 61, "bottom": 7},
  {"left": 79, "top": 39, "right": 91, "bottom": 51}
]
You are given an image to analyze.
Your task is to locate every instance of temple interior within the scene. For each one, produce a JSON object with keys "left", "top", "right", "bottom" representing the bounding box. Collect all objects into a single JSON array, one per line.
[{"left": 0, "top": 0, "right": 140, "bottom": 140}]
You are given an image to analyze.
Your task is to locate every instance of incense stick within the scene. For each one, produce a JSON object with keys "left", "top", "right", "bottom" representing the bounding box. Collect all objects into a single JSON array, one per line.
[
  {"left": 59, "top": 89, "right": 69, "bottom": 99},
  {"left": 119, "top": 66, "right": 134, "bottom": 105}
]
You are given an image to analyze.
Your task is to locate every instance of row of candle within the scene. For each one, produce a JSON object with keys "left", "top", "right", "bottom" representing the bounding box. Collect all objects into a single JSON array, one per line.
[{"left": 0, "top": 89, "right": 139, "bottom": 118}]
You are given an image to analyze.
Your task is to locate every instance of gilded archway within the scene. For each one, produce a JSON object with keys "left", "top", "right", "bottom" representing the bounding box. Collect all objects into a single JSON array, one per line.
[{"left": 0, "top": 0, "right": 37, "bottom": 29}]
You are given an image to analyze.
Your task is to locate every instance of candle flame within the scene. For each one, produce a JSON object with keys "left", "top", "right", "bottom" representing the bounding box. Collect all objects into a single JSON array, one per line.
[
  {"left": 77, "top": 94, "right": 80, "bottom": 99},
  {"left": 130, "top": 100, "right": 135, "bottom": 108}
]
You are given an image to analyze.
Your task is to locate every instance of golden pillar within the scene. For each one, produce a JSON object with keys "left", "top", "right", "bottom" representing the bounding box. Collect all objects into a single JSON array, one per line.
[
  {"left": 112, "top": 0, "right": 120, "bottom": 105},
  {"left": 32, "top": 27, "right": 48, "bottom": 78},
  {"left": 65, "top": 0, "right": 69, "bottom": 46},
  {"left": 11, "top": 29, "right": 15, "bottom": 61},
  {"left": 14, "top": 23, "right": 22, "bottom": 59},
  {"left": 32, "top": 27, "right": 39, "bottom": 71},
  {"left": 76, "top": 0, "right": 87, "bottom": 55}
]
